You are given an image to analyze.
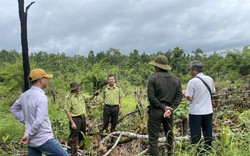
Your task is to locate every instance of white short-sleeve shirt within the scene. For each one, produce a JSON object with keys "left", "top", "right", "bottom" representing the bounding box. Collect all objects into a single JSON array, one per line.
[{"left": 186, "top": 73, "right": 215, "bottom": 115}]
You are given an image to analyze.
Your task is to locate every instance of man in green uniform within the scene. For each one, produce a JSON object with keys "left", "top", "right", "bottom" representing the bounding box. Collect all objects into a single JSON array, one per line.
[
  {"left": 101, "top": 74, "right": 123, "bottom": 134},
  {"left": 64, "top": 81, "right": 99, "bottom": 154},
  {"left": 147, "top": 55, "right": 183, "bottom": 156}
]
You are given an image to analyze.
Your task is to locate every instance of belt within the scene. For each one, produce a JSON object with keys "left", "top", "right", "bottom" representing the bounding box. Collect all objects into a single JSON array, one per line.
[
  {"left": 105, "top": 104, "right": 119, "bottom": 108},
  {"left": 73, "top": 114, "right": 85, "bottom": 118}
]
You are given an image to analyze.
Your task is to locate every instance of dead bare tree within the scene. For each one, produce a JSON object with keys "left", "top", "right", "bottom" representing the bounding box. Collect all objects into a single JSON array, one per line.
[{"left": 17, "top": 0, "right": 35, "bottom": 91}]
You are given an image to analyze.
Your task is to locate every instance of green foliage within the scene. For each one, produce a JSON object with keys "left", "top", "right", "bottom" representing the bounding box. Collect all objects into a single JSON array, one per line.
[
  {"left": 214, "top": 130, "right": 250, "bottom": 156},
  {"left": 136, "top": 103, "right": 144, "bottom": 118},
  {"left": 0, "top": 59, "right": 24, "bottom": 96},
  {"left": 81, "top": 132, "right": 94, "bottom": 152},
  {"left": 173, "top": 101, "right": 189, "bottom": 120},
  {"left": 219, "top": 125, "right": 233, "bottom": 147},
  {"left": 48, "top": 100, "right": 69, "bottom": 141},
  {"left": 238, "top": 110, "right": 250, "bottom": 129},
  {"left": 0, "top": 50, "right": 21, "bottom": 64},
  {"left": 0, "top": 113, "right": 24, "bottom": 146},
  {"left": 0, "top": 45, "right": 249, "bottom": 155}
]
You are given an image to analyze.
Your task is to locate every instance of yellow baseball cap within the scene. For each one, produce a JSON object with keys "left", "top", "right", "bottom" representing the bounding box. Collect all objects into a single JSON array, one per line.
[{"left": 29, "top": 68, "right": 53, "bottom": 81}]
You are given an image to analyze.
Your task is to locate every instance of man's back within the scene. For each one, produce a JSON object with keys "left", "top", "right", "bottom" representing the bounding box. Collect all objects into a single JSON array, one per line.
[
  {"left": 148, "top": 71, "right": 182, "bottom": 110},
  {"left": 186, "top": 73, "right": 215, "bottom": 115}
]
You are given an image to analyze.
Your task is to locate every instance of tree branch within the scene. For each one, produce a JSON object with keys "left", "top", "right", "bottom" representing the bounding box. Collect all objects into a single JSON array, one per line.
[
  {"left": 100, "top": 131, "right": 189, "bottom": 144},
  {"left": 118, "top": 109, "right": 138, "bottom": 123},
  {"left": 103, "top": 133, "right": 123, "bottom": 156},
  {"left": 136, "top": 148, "right": 148, "bottom": 156},
  {"left": 25, "top": 1, "right": 35, "bottom": 13}
]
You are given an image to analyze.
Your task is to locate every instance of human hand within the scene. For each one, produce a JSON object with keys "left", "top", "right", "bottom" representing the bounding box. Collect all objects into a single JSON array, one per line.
[
  {"left": 163, "top": 106, "right": 172, "bottom": 118},
  {"left": 19, "top": 136, "right": 30, "bottom": 144},
  {"left": 71, "top": 122, "right": 77, "bottom": 129},
  {"left": 119, "top": 107, "right": 122, "bottom": 114},
  {"left": 94, "top": 89, "right": 101, "bottom": 96},
  {"left": 182, "top": 90, "right": 186, "bottom": 97},
  {"left": 163, "top": 109, "right": 172, "bottom": 118}
]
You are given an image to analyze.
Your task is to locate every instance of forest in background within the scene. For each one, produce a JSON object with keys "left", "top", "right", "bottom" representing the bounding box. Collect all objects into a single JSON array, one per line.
[
  {"left": 0, "top": 45, "right": 249, "bottom": 94},
  {"left": 0, "top": 46, "right": 249, "bottom": 155}
]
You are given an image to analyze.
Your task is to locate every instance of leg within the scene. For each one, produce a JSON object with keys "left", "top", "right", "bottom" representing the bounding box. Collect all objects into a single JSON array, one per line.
[
  {"left": 189, "top": 114, "right": 202, "bottom": 155},
  {"left": 148, "top": 108, "right": 163, "bottom": 156},
  {"left": 189, "top": 114, "right": 202, "bottom": 144},
  {"left": 67, "top": 117, "right": 81, "bottom": 155},
  {"left": 201, "top": 113, "right": 213, "bottom": 151},
  {"left": 162, "top": 113, "right": 173, "bottom": 156},
  {"left": 38, "top": 138, "right": 68, "bottom": 156},
  {"left": 102, "top": 105, "right": 111, "bottom": 133},
  {"left": 110, "top": 106, "right": 119, "bottom": 132},
  {"left": 28, "top": 146, "right": 42, "bottom": 156},
  {"left": 79, "top": 117, "right": 86, "bottom": 149}
]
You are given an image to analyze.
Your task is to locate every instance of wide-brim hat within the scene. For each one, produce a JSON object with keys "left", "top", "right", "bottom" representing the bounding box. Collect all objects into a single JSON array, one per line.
[
  {"left": 149, "top": 55, "right": 171, "bottom": 71},
  {"left": 70, "top": 81, "right": 83, "bottom": 91},
  {"left": 29, "top": 68, "right": 53, "bottom": 81}
]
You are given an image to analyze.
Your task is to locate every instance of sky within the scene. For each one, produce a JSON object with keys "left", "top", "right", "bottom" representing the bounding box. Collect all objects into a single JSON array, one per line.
[{"left": 1, "top": 0, "right": 250, "bottom": 56}]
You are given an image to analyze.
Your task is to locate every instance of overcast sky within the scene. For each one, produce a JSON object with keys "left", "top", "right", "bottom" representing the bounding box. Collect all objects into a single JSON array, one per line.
[{"left": 1, "top": 0, "right": 250, "bottom": 56}]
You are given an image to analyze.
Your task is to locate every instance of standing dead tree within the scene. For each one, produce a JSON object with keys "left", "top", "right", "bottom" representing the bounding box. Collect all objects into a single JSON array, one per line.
[{"left": 17, "top": 0, "right": 35, "bottom": 91}]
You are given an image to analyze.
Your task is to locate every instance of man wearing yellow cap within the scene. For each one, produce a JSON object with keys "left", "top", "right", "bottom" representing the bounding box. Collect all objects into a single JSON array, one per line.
[
  {"left": 147, "top": 55, "right": 182, "bottom": 156},
  {"left": 10, "top": 68, "right": 68, "bottom": 156}
]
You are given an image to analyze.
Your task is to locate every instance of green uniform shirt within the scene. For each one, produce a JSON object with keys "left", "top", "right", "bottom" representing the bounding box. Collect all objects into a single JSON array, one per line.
[
  {"left": 101, "top": 84, "right": 123, "bottom": 105},
  {"left": 64, "top": 93, "right": 90, "bottom": 116}
]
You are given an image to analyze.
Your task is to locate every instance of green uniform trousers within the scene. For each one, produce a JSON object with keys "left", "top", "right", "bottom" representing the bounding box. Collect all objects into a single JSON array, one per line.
[{"left": 148, "top": 108, "right": 173, "bottom": 156}]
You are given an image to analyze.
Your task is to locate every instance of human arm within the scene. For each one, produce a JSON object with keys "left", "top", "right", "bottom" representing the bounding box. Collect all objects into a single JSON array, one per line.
[
  {"left": 183, "top": 90, "right": 192, "bottom": 101},
  {"left": 147, "top": 76, "right": 166, "bottom": 110},
  {"left": 10, "top": 100, "right": 30, "bottom": 144},
  {"left": 172, "top": 81, "right": 183, "bottom": 110},
  {"left": 64, "top": 96, "right": 77, "bottom": 129},
  {"left": 211, "top": 78, "right": 216, "bottom": 93},
  {"left": 10, "top": 98, "right": 24, "bottom": 124},
  {"left": 66, "top": 111, "right": 76, "bottom": 129},
  {"left": 119, "top": 97, "right": 122, "bottom": 113},
  {"left": 184, "top": 81, "right": 194, "bottom": 101},
  {"left": 118, "top": 88, "right": 123, "bottom": 113},
  {"left": 88, "top": 89, "right": 101, "bottom": 100},
  {"left": 162, "top": 80, "right": 182, "bottom": 118}
]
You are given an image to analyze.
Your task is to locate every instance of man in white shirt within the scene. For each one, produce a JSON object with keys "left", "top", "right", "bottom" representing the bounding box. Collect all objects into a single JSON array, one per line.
[
  {"left": 183, "top": 60, "right": 215, "bottom": 155},
  {"left": 11, "top": 68, "right": 68, "bottom": 156}
]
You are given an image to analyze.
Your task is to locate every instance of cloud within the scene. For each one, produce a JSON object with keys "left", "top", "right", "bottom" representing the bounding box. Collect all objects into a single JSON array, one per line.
[{"left": 1, "top": 0, "right": 250, "bottom": 56}]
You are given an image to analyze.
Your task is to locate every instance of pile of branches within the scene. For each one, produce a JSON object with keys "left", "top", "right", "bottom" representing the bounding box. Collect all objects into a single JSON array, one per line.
[{"left": 213, "top": 86, "right": 250, "bottom": 109}]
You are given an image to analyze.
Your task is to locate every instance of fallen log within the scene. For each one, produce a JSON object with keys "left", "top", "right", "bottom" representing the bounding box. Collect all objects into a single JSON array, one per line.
[
  {"left": 103, "top": 133, "right": 123, "bottom": 156},
  {"left": 100, "top": 131, "right": 189, "bottom": 144}
]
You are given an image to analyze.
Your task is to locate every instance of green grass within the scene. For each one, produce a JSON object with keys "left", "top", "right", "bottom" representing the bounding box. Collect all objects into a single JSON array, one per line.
[{"left": 1, "top": 87, "right": 250, "bottom": 155}]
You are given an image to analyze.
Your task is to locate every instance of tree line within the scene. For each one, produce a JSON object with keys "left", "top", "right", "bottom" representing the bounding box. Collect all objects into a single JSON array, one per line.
[{"left": 0, "top": 46, "right": 249, "bottom": 99}]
